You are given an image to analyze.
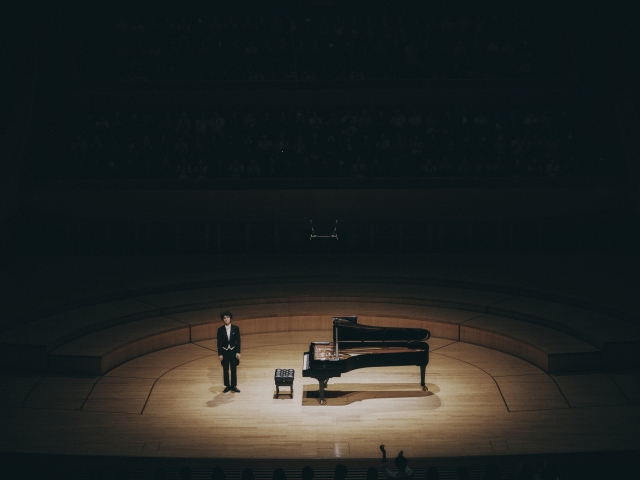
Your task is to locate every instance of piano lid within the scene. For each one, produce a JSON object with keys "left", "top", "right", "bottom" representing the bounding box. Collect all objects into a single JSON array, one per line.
[{"left": 333, "top": 316, "right": 430, "bottom": 343}]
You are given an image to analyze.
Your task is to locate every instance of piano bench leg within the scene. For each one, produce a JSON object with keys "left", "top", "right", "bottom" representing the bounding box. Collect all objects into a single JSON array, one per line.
[{"left": 276, "top": 383, "right": 295, "bottom": 398}]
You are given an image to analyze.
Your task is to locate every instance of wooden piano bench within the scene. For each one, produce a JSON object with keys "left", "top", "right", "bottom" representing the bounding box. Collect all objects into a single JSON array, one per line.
[{"left": 274, "top": 368, "right": 295, "bottom": 397}]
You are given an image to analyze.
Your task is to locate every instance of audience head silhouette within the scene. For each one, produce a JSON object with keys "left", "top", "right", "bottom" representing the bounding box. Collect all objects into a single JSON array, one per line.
[
  {"left": 273, "top": 468, "right": 287, "bottom": 480},
  {"left": 302, "top": 466, "right": 315, "bottom": 480},
  {"left": 334, "top": 463, "right": 348, "bottom": 480},
  {"left": 212, "top": 466, "right": 226, "bottom": 480}
]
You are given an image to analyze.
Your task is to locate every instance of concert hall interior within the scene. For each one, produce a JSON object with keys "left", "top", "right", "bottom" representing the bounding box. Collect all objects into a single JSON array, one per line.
[{"left": 1, "top": 1, "right": 640, "bottom": 479}]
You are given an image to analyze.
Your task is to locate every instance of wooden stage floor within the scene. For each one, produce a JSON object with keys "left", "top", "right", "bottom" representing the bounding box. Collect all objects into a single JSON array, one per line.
[
  {"left": 2, "top": 252, "right": 640, "bottom": 477},
  {"left": 2, "top": 330, "right": 640, "bottom": 465}
]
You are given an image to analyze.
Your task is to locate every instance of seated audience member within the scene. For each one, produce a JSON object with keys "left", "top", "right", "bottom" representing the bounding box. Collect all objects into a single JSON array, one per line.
[
  {"left": 455, "top": 466, "right": 469, "bottom": 480},
  {"left": 242, "top": 468, "right": 255, "bottom": 480},
  {"left": 180, "top": 466, "right": 193, "bottom": 480},
  {"left": 273, "top": 468, "right": 287, "bottom": 480},
  {"left": 334, "top": 463, "right": 348, "bottom": 480},
  {"left": 380, "top": 444, "right": 413, "bottom": 480},
  {"left": 301, "top": 466, "right": 315, "bottom": 480},
  {"left": 367, "top": 466, "right": 379, "bottom": 480},
  {"left": 212, "top": 466, "right": 226, "bottom": 480}
]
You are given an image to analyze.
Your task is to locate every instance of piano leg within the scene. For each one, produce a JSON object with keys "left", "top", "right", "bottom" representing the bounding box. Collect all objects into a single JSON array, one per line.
[
  {"left": 318, "top": 380, "right": 327, "bottom": 405},
  {"left": 420, "top": 364, "right": 428, "bottom": 391}
]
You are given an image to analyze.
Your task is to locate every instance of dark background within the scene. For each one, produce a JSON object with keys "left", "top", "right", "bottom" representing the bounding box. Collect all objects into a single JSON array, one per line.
[{"left": 1, "top": 0, "right": 638, "bottom": 262}]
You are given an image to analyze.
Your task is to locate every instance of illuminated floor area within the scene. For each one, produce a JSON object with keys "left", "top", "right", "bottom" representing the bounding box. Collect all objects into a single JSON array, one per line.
[
  {"left": 1, "top": 252, "right": 640, "bottom": 477},
  {"left": 2, "top": 330, "right": 640, "bottom": 462}
]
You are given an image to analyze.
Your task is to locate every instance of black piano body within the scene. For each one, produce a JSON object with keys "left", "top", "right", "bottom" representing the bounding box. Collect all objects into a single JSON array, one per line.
[{"left": 302, "top": 316, "right": 430, "bottom": 404}]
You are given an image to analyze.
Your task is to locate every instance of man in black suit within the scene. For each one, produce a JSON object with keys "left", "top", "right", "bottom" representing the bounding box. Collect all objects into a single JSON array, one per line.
[{"left": 217, "top": 310, "right": 241, "bottom": 393}]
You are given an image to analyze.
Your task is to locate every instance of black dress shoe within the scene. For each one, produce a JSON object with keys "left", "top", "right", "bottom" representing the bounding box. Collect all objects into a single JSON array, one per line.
[
  {"left": 231, "top": 387, "right": 240, "bottom": 393},
  {"left": 223, "top": 386, "right": 230, "bottom": 393}
]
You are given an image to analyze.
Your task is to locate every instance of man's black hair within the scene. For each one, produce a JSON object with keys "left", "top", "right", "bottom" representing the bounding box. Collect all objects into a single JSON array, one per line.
[{"left": 220, "top": 310, "right": 233, "bottom": 320}]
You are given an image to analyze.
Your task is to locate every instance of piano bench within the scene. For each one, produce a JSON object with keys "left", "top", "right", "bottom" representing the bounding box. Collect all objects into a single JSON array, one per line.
[{"left": 274, "top": 368, "right": 295, "bottom": 397}]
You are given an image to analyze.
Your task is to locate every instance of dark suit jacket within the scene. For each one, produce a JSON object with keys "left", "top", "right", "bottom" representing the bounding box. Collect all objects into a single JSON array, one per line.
[{"left": 217, "top": 324, "right": 241, "bottom": 355}]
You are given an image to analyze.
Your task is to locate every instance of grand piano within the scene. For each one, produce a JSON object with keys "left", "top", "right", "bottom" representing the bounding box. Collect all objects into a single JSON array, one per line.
[{"left": 302, "top": 316, "right": 430, "bottom": 404}]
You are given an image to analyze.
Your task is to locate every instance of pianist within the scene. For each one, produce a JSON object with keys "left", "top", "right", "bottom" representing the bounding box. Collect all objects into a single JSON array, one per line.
[
  {"left": 217, "top": 310, "right": 241, "bottom": 393},
  {"left": 380, "top": 445, "right": 413, "bottom": 480}
]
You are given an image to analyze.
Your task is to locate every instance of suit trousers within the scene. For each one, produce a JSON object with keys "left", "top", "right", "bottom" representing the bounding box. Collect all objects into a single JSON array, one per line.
[{"left": 221, "top": 350, "right": 238, "bottom": 387}]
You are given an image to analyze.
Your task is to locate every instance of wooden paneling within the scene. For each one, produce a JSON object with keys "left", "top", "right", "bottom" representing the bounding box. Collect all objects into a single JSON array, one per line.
[
  {"left": 48, "top": 317, "right": 191, "bottom": 375},
  {"left": 461, "top": 315, "right": 601, "bottom": 373}
]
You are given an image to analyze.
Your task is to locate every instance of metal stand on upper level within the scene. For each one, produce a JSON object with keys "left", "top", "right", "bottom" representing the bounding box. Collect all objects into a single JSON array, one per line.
[{"left": 310, "top": 220, "right": 338, "bottom": 240}]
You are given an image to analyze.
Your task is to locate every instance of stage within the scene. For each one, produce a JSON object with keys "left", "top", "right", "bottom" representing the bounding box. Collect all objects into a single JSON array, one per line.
[
  {"left": 1, "top": 253, "right": 640, "bottom": 476},
  {"left": 2, "top": 329, "right": 640, "bottom": 461}
]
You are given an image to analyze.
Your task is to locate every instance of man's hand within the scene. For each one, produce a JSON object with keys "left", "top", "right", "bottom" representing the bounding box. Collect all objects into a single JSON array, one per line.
[
  {"left": 218, "top": 355, "right": 223, "bottom": 361},
  {"left": 236, "top": 353, "right": 241, "bottom": 359}
]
